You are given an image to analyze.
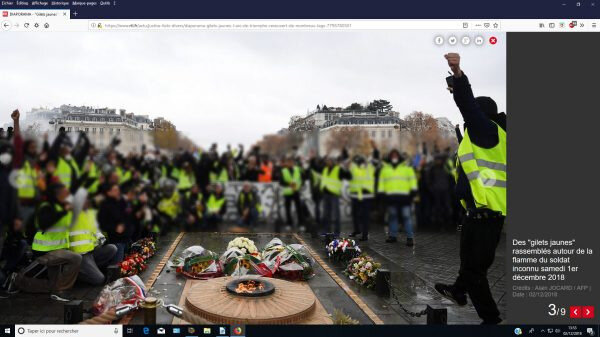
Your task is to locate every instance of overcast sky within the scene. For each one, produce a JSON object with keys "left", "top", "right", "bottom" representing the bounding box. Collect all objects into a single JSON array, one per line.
[{"left": 0, "top": 31, "right": 505, "bottom": 149}]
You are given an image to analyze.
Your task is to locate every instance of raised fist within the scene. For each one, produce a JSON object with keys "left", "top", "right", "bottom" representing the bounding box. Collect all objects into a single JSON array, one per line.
[
  {"left": 444, "top": 53, "right": 462, "bottom": 77},
  {"left": 11, "top": 109, "right": 20, "bottom": 121}
]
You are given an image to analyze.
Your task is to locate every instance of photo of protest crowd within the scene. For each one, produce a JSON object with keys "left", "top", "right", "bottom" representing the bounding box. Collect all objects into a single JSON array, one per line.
[{"left": 0, "top": 31, "right": 506, "bottom": 325}]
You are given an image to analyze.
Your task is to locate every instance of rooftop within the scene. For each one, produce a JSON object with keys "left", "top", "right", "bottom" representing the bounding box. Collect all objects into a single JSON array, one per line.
[{"left": 322, "top": 115, "right": 404, "bottom": 129}]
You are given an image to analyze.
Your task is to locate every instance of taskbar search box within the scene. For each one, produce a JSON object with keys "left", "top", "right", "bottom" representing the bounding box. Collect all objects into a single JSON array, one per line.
[{"left": 13, "top": 325, "right": 122, "bottom": 337}]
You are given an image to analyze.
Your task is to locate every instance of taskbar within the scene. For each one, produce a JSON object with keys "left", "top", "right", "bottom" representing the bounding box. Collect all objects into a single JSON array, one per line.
[{"left": 0, "top": 324, "right": 598, "bottom": 337}]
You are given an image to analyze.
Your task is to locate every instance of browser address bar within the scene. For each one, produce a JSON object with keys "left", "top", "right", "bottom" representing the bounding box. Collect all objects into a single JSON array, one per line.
[{"left": 87, "top": 20, "right": 498, "bottom": 31}]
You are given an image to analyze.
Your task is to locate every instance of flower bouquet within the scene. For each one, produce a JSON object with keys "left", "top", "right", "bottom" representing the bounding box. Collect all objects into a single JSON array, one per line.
[
  {"left": 171, "top": 246, "right": 223, "bottom": 279},
  {"left": 343, "top": 254, "right": 381, "bottom": 288},
  {"left": 129, "top": 237, "right": 156, "bottom": 260},
  {"left": 261, "top": 238, "right": 314, "bottom": 281},
  {"left": 261, "top": 238, "right": 285, "bottom": 270},
  {"left": 220, "top": 247, "right": 269, "bottom": 276},
  {"left": 119, "top": 253, "right": 148, "bottom": 277},
  {"left": 326, "top": 238, "right": 361, "bottom": 264},
  {"left": 178, "top": 252, "right": 222, "bottom": 279},
  {"left": 227, "top": 237, "right": 260, "bottom": 257},
  {"left": 275, "top": 244, "right": 315, "bottom": 281}
]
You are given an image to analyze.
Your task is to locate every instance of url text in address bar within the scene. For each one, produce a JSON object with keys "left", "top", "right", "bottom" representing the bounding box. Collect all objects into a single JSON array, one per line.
[{"left": 87, "top": 20, "right": 499, "bottom": 31}]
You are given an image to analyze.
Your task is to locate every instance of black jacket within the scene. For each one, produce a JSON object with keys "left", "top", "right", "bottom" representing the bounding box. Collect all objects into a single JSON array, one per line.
[
  {"left": 98, "top": 197, "right": 132, "bottom": 243},
  {"left": 453, "top": 73, "right": 503, "bottom": 207}
]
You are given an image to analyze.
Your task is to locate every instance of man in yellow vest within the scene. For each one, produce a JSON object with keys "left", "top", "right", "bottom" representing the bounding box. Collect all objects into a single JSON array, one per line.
[
  {"left": 434, "top": 53, "right": 506, "bottom": 325},
  {"left": 320, "top": 154, "right": 351, "bottom": 236},
  {"left": 279, "top": 157, "right": 304, "bottom": 231},
  {"left": 182, "top": 184, "right": 204, "bottom": 231},
  {"left": 306, "top": 154, "right": 324, "bottom": 237},
  {"left": 209, "top": 155, "right": 231, "bottom": 184},
  {"left": 16, "top": 183, "right": 82, "bottom": 302},
  {"left": 237, "top": 181, "right": 261, "bottom": 227},
  {"left": 70, "top": 199, "right": 117, "bottom": 286},
  {"left": 348, "top": 155, "right": 375, "bottom": 241},
  {"left": 378, "top": 150, "right": 418, "bottom": 245},
  {"left": 205, "top": 183, "right": 227, "bottom": 230},
  {"left": 54, "top": 138, "right": 80, "bottom": 191},
  {"left": 156, "top": 179, "right": 181, "bottom": 233},
  {"left": 176, "top": 161, "right": 196, "bottom": 192}
]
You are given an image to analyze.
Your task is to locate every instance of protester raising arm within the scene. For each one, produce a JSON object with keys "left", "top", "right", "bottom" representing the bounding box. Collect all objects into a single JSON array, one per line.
[
  {"left": 11, "top": 110, "right": 25, "bottom": 169},
  {"left": 72, "top": 131, "right": 91, "bottom": 169},
  {"left": 445, "top": 53, "right": 498, "bottom": 148}
]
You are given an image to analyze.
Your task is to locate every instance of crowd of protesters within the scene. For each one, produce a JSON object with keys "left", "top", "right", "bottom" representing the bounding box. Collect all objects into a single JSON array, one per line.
[{"left": 0, "top": 108, "right": 458, "bottom": 300}]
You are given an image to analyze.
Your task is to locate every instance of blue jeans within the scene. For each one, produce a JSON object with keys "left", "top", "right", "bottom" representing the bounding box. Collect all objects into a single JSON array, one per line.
[
  {"left": 351, "top": 198, "right": 372, "bottom": 236},
  {"left": 322, "top": 194, "right": 341, "bottom": 235},
  {"left": 388, "top": 204, "right": 414, "bottom": 239},
  {"left": 112, "top": 243, "right": 128, "bottom": 264},
  {"left": 79, "top": 244, "right": 118, "bottom": 286}
]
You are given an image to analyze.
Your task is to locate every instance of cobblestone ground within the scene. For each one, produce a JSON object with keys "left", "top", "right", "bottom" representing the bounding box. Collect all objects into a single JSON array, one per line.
[{"left": 301, "top": 221, "right": 506, "bottom": 324}]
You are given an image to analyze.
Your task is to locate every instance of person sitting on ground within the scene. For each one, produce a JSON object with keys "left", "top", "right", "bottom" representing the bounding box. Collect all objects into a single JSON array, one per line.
[
  {"left": 98, "top": 183, "right": 131, "bottom": 262},
  {"left": 237, "top": 181, "right": 261, "bottom": 227},
  {"left": 205, "top": 183, "right": 227, "bottom": 230},
  {"left": 155, "top": 179, "right": 181, "bottom": 234},
  {"left": 70, "top": 197, "right": 117, "bottom": 286},
  {"left": 181, "top": 184, "right": 204, "bottom": 232},
  {"left": 16, "top": 183, "right": 82, "bottom": 302}
]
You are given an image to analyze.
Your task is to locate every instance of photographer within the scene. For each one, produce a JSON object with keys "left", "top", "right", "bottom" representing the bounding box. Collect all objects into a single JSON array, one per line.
[
  {"left": 17, "top": 183, "right": 82, "bottom": 302},
  {"left": 435, "top": 53, "right": 507, "bottom": 325}
]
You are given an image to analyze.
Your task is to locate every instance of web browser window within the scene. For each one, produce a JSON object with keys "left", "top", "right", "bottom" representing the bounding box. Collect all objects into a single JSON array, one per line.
[{"left": 0, "top": 1, "right": 598, "bottom": 337}]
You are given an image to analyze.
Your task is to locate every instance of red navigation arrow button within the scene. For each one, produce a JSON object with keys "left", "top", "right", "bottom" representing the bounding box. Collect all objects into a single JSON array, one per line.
[
  {"left": 570, "top": 306, "right": 582, "bottom": 318},
  {"left": 583, "top": 306, "right": 594, "bottom": 319}
]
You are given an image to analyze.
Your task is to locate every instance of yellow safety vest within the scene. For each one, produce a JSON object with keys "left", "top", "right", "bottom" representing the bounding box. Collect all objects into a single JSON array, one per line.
[
  {"left": 56, "top": 157, "right": 79, "bottom": 189},
  {"left": 281, "top": 166, "right": 302, "bottom": 196},
  {"left": 209, "top": 167, "right": 229, "bottom": 183},
  {"left": 206, "top": 194, "right": 226, "bottom": 214},
  {"left": 16, "top": 161, "right": 38, "bottom": 199},
  {"left": 177, "top": 170, "right": 195, "bottom": 190},
  {"left": 69, "top": 209, "right": 97, "bottom": 254},
  {"left": 239, "top": 192, "right": 262, "bottom": 213},
  {"left": 378, "top": 162, "right": 417, "bottom": 195},
  {"left": 320, "top": 165, "right": 342, "bottom": 196},
  {"left": 87, "top": 161, "right": 100, "bottom": 194},
  {"left": 456, "top": 123, "right": 507, "bottom": 215},
  {"left": 185, "top": 191, "right": 204, "bottom": 219},
  {"left": 158, "top": 191, "right": 180, "bottom": 220},
  {"left": 171, "top": 167, "right": 180, "bottom": 180},
  {"left": 349, "top": 163, "right": 375, "bottom": 200},
  {"left": 32, "top": 203, "right": 71, "bottom": 252},
  {"left": 116, "top": 167, "right": 132, "bottom": 184}
]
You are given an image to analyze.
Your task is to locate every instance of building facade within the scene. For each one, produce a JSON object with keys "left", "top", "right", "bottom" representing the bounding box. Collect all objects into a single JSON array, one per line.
[
  {"left": 25, "top": 105, "right": 156, "bottom": 154},
  {"left": 317, "top": 115, "right": 408, "bottom": 155},
  {"left": 290, "top": 106, "right": 457, "bottom": 157},
  {"left": 290, "top": 108, "right": 406, "bottom": 156}
]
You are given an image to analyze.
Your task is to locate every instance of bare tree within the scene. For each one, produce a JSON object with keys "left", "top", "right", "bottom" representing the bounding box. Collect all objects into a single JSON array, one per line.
[
  {"left": 288, "top": 115, "right": 316, "bottom": 132},
  {"left": 254, "top": 131, "right": 304, "bottom": 158},
  {"left": 403, "top": 111, "right": 442, "bottom": 153},
  {"left": 325, "top": 126, "right": 371, "bottom": 156}
]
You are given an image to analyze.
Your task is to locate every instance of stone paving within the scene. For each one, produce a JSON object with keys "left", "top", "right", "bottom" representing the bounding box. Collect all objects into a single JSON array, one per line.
[
  {"left": 301, "top": 225, "right": 506, "bottom": 324},
  {"left": 0, "top": 222, "right": 506, "bottom": 325}
]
